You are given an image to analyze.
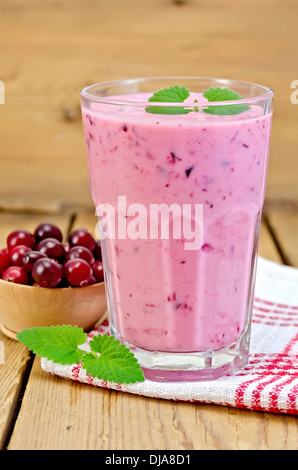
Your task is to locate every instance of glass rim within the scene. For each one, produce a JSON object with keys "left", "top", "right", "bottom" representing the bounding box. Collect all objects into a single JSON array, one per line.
[{"left": 80, "top": 76, "right": 274, "bottom": 108}]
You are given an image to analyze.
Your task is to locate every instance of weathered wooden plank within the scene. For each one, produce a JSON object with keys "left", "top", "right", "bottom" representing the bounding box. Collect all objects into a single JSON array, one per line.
[
  {"left": 0, "top": 212, "right": 71, "bottom": 448},
  {"left": 9, "top": 213, "right": 297, "bottom": 450},
  {"left": 259, "top": 217, "right": 283, "bottom": 264},
  {"left": 8, "top": 354, "right": 298, "bottom": 450},
  {"left": 266, "top": 210, "right": 298, "bottom": 267},
  {"left": 0, "top": 331, "right": 31, "bottom": 450}
]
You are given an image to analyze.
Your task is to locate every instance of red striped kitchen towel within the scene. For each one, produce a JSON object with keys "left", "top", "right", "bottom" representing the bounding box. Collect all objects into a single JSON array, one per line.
[{"left": 41, "top": 256, "right": 298, "bottom": 414}]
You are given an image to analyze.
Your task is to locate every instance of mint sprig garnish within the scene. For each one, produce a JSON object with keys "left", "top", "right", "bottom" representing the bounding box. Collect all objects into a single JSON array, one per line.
[
  {"left": 17, "top": 325, "right": 145, "bottom": 384},
  {"left": 17, "top": 325, "right": 86, "bottom": 365},
  {"left": 148, "top": 85, "right": 190, "bottom": 103},
  {"left": 146, "top": 84, "right": 249, "bottom": 116},
  {"left": 202, "top": 87, "right": 250, "bottom": 115},
  {"left": 83, "top": 333, "right": 143, "bottom": 383},
  {"left": 146, "top": 85, "right": 192, "bottom": 115}
]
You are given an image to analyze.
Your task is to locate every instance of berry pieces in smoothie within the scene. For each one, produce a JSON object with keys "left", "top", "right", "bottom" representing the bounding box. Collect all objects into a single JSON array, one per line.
[
  {"left": 167, "top": 151, "right": 181, "bottom": 163},
  {"left": 185, "top": 166, "right": 195, "bottom": 178}
]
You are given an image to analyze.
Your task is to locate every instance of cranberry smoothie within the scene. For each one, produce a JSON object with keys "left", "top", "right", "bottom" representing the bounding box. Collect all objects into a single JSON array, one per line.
[{"left": 82, "top": 93, "right": 272, "bottom": 353}]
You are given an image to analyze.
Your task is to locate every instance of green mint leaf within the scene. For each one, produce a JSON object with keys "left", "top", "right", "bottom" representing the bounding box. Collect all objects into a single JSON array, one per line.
[
  {"left": 148, "top": 85, "right": 190, "bottom": 103},
  {"left": 203, "top": 87, "right": 243, "bottom": 102},
  {"left": 18, "top": 326, "right": 145, "bottom": 384},
  {"left": 202, "top": 104, "right": 250, "bottom": 115},
  {"left": 146, "top": 105, "right": 192, "bottom": 115},
  {"left": 17, "top": 325, "right": 87, "bottom": 365},
  {"left": 203, "top": 87, "right": 250, "bottom": 115},
  {"left": 82, "top": 333, "right": 145, "bottom": 384},
  {"left": 146, "top": 84, "right": 191, "bottom": 115}
]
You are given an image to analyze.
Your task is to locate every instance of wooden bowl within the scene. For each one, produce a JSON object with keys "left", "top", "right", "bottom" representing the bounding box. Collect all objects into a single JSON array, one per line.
[{"left": 0, "top": 279, "right": 107, "bottom": 340}]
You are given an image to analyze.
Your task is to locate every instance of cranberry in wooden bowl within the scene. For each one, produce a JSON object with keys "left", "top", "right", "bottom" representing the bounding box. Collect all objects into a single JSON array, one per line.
[{"left": 0, "top": 224, "right": 106, "bottom": 340}]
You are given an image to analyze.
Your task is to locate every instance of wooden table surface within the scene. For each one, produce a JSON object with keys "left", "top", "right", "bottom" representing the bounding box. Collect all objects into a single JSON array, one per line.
[{"left": 0, "top": 0, "right": 298, "bottom": 450}]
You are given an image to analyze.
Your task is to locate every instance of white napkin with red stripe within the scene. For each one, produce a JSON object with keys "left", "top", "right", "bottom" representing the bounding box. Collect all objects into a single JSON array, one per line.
[{"left": 41, "top": 256, "right": 298, "bottom": 415}]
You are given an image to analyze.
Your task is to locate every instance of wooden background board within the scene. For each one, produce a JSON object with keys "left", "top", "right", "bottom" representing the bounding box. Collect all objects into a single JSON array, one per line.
[{"left": 0, "top": 0, "right": 298, "bottom": 212}]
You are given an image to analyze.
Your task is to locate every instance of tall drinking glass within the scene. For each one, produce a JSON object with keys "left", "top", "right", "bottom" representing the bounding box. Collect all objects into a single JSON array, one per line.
[{"left": 80, "top": 78, "right": 273, "bottom": 382}]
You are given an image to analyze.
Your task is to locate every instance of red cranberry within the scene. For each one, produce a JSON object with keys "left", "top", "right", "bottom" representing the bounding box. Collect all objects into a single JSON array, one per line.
[
  {"left": 34, "top": 222, "right": 63, "bottom": 243},
  {"left": 22, "top": 251, "right": 48, "bottom": 274},
  {"left": 66, "top": 246, "right": 95, "bottom": 266},
  {"left": 87, "top": 276, "right": 98, "bottom": 286},
  {"left": 9, "top": 245, "right": 32, "bottom": 267},
  {"left": 64, "top": 258, "right": 92, "bottom": 287},
  {"left": 0, "top": 250, "right": 10, "bottom": 276},
  {"left": 92, "top": 260, "right": 104, "bottom": 282},
  {"left": 36, "top": 238, "right": 65, "bottom": 262},
  {"left": 7, "top": 230, "right": 35, "bottom": 251},
  {"left": 68, "top": 228, "right": 96, "bottom": 252},
  {"left": 1, "top": 266, "right": 29, "bottom": 285},
  {"left": 62, "top": 242, "right": 70, "bottom": 254},
  {"left": 93, "top": 240, "right": 102, "bottom": 261},
  {"left": 32, "top": 258, "right": 63, "bottom": 288}
]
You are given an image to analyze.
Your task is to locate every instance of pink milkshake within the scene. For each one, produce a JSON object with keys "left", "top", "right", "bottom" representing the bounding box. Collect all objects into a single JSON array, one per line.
[{"left": 80, "top": 78, "right": 273, "bottom": 381}]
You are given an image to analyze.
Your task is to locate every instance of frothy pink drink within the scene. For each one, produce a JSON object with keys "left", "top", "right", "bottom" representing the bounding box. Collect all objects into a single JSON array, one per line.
[{"left": 81, "top": 79, "right": 273, "bottom": 381}]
